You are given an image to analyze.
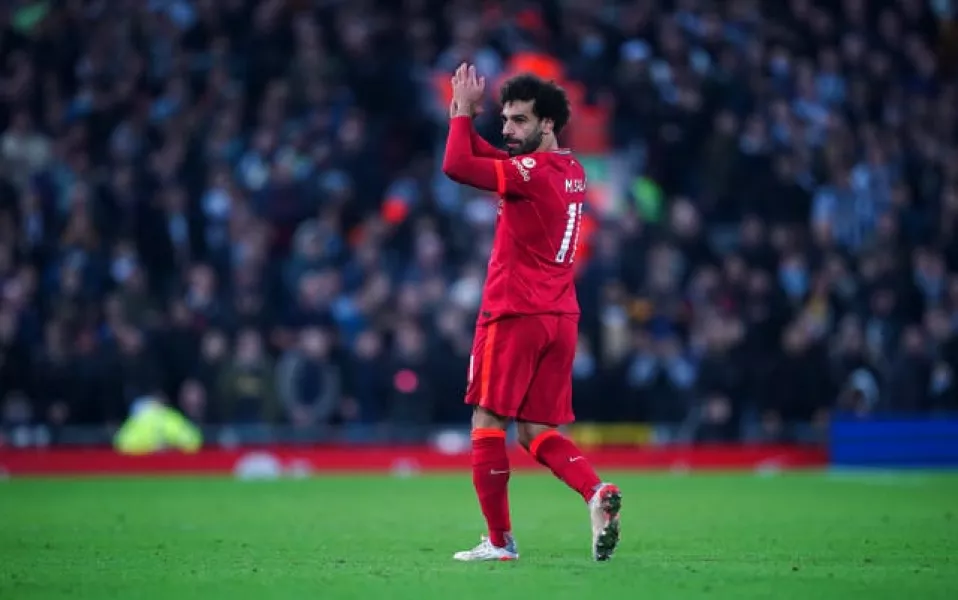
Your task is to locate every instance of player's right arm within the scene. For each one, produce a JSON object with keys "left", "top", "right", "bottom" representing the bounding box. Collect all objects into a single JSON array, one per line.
[
  {"left": 442, "top": 115, "right": 500, "bottom": 192},
  {"left": 443, "top": 64, "right": 527, "bottom": 193},
  {"left": 442, "top": 117, "right": 540, "bottom": 197}
]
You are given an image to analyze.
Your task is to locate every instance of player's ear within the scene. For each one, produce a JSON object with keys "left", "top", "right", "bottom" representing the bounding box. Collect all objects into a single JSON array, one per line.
[{"left": 541, "top": 118, "right": 555, "bottom": 136}]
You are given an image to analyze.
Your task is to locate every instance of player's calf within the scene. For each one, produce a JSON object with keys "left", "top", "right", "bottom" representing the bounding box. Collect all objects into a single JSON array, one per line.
[
  {"left": 520, "top": 425, "right": 623, "bottom": 560},
  {"left": 521, "top": 427, "right": 602, "bottom": 503}
]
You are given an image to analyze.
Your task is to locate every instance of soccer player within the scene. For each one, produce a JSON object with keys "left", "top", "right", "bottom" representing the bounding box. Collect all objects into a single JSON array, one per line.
[{"left": 441, "top": 63, "right": 622, "bottom": 562}]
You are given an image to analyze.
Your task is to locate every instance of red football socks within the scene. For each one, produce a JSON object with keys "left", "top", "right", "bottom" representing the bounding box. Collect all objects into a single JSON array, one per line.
[
  {"left": 471, "top": 428, "right": 512, "bottom": 548},
  {"left": 530, "top": 430, "right": 602, "bottom": 503}
]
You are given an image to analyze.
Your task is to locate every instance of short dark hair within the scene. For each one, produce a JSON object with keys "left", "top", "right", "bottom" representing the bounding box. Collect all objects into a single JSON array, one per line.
[{"left": 499, "top": 74, "right": 572, "bottom": 134}]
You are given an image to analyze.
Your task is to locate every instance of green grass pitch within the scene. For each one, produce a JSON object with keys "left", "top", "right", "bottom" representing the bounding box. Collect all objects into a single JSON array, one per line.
[{"left": 1, "top": 471, "right": 956, "bottom": 599}]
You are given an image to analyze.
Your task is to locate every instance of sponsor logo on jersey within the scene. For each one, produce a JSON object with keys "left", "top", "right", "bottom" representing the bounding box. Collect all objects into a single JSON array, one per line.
[
  {"left": 510, "top": 158, "right": 531, "bottom": 182},
  {"left": 520, "top": 157, "right": 536, "bottom": 169}
]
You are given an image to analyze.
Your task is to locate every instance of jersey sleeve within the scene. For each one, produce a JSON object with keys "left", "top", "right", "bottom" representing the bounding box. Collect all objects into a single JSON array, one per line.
[{"left": 442, "top": 116, "right": 500, "bottom": 192}]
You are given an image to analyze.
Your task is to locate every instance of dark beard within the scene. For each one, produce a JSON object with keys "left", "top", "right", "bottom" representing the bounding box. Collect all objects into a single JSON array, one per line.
[{"left": 506, "top": 129, "right": 544, "bottom": 157}]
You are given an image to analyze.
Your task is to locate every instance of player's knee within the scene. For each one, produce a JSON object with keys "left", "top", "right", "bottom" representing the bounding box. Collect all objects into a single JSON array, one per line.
[
  {"left": 516, "top": 428, "right": 535, "bottom": 451},
  {"left": 516, "top": 422, "right": 551, "bottom": 451},
  {"left": 472, "top": 406, "right": 508, "bottom": 431}
]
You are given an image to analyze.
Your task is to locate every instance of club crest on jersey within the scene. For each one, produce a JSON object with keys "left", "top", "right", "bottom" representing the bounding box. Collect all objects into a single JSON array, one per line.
[
  {"left": 510, "top": 158, "right": 531, "bottom": 182},
  {"left": 520, "top": 157, "right": 536, "bottom": 169}
]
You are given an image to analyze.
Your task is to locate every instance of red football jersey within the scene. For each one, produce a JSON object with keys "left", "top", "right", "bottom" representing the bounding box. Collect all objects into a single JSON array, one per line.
[{"left": 479, "top": 150, "right": 586, "bottom": 322}]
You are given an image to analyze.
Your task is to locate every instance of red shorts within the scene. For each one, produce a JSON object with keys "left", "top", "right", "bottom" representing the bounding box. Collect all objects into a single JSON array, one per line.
[{"left": 465, "top": 314, "right": 578, "bottom": 426}]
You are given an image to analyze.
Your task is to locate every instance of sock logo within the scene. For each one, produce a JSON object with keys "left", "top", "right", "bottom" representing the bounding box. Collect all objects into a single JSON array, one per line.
[
  {"left": 568, "top": 456, "right": 584, "bottom": 463},
  {"left": 490, "top": 469, "right": 510, "bottom": 475}
]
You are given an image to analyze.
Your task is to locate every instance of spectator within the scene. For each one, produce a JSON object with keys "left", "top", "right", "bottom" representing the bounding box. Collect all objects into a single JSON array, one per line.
[
  {"left": 343, "top": 328, "right": 389, "bottom": 427},
  {"left": 217, "top": 327, "right": 277, "bottom": 425},
  {"left": 384, "top": 321, "right": 434, "bottom": 442},
  {"left": 276, "top": 327, "right": 341, "bottom": 430}
]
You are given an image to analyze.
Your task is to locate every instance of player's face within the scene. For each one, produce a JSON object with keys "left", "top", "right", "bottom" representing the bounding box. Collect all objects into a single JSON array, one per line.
[{"left": 501, "top": 100, "right": 551, "bottom": 156}]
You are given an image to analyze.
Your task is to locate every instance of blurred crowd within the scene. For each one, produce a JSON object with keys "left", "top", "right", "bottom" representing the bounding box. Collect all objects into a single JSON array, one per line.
[{"left": 1, "top": 0, "right": 957, "bottom": 445}]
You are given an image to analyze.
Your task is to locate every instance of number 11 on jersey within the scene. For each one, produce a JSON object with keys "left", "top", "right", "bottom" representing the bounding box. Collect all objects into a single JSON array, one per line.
[{"left": 555, "top": 202, "right": 583, "bottom": 264}]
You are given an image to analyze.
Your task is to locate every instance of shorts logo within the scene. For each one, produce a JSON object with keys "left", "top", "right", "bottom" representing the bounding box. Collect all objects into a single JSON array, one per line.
[
  {"left": 520, "top": 157, "right": 536, "bottom": 169},
  {"left": 510, "top": 158, "right": 531, "bottom": 182}
]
